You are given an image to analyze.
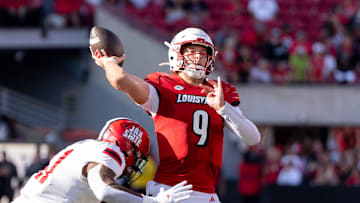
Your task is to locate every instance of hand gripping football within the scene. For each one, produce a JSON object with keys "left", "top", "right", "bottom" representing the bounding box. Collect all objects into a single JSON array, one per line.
[{"left": 89, "top": 26, "right": 125, "bottom": 66}]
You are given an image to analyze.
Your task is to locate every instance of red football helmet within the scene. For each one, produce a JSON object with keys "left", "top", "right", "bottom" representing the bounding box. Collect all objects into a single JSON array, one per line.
[{"left": 98, "top": 117, "right": 150, "bottom": 181}]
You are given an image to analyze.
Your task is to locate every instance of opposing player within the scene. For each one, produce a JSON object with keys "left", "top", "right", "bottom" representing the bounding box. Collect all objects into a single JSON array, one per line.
[
  {"left": 92, "top": 27, "right": 261, "bottom": 202},
  {"left": 13, "top": 118, "right": 192, "bottom": 203}
]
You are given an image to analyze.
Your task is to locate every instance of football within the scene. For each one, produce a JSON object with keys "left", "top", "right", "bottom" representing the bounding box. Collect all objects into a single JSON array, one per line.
[{"left": 89, "top": 26, "right": 125, "bottom": 66}]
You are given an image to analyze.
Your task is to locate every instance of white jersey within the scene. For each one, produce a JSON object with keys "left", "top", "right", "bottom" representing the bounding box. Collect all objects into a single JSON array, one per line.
[{"left": 15, "top": 139, "right": 126, "bottom": 203}]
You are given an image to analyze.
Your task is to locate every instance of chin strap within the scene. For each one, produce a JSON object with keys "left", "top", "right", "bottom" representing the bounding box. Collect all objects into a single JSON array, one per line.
[
  {"left": 164, "top": 41, "right": 171, "bottom": 48},
  {"left": 158, "top": 62, "right": 170, "bottom": 67}
]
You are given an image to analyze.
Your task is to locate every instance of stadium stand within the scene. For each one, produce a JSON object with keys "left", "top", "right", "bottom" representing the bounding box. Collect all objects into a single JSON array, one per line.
[{"left": 116, "top": 0, "right": 360, "bottom": 85}]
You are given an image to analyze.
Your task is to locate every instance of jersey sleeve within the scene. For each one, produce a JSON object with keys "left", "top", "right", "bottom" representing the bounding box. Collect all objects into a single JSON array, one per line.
[
  {"left": 223, "top": 81, "right": 240, "bottom": 106},
  {"left": 144, "top": 72, "right": 164, "bottom": 116},
  {"left": 92, "top": 142, "right": 126, "bottom": 178},
  {"left": 144, "top": 72, "right": 161, "bottom": 89}
]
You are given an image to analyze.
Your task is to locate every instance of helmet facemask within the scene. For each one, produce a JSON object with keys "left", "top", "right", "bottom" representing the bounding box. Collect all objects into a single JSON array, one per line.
[
  {"left": 180, "top": 44, "right": 213, "bottom": 79},
  {"left": 162, "top": 27, "right": 217, "bottom": 80},
  {"left": 121, "top": 144, "right": 148, "bottom": 184}
]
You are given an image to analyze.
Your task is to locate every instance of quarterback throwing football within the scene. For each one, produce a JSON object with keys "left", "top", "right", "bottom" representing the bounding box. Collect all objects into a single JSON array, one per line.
[
  {"left": 13, "top": 118, "right": 192, "bottom": 203},
  {"left": 92, "top": 27, "right": 261, "bottom": 202}
]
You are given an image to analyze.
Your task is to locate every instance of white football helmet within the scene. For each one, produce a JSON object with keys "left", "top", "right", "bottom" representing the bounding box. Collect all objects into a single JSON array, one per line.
[{"left": 164, "top": 27, "right": 217, "bottom": 79}]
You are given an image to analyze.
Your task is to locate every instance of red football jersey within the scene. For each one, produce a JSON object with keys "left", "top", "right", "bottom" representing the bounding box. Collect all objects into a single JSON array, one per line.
[{"left": 145, "top": 72, "right": 240, "bottom": 193}]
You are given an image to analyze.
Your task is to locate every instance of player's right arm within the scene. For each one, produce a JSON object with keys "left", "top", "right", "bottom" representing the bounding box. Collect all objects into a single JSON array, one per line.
[
  {"left": 91, "top": 49, "right": 150, "bottom": 105},
  {"left": 85, "top": 162, "right": 192, "bottom": 203}
]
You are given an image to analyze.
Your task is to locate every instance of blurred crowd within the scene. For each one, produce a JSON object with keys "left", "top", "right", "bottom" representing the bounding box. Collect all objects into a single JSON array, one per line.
[
  {"left": 0, "top": 0, "right": 97, "bottom": 28},
  {"left": 1, "top": 0, "right": 360, "bottom": 85},
  {"left": 214, "top": 0, "right": 360, "bottom": 85},
  {"left": 0, "top": 151, "right": 18, "bottom": 202},
  {"left": 0, "top": 147, "right": 52, "bottom": 202},
  {"left": 108, "top": 0, "right": 360, "bottom": 85},
  {"left": 236, "top": 127, "right": 360, "bottom": 202}
]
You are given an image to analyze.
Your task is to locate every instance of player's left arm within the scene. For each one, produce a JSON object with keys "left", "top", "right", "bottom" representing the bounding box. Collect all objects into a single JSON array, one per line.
[
  {"left": 85, "top": 162, "right": 144, "bottom": 202},
  {"left": 85, "top": 162, "right": 192, "bottom": 203},
  {"left": 200, "top": 77, "right": 261, "bottom": 146}
]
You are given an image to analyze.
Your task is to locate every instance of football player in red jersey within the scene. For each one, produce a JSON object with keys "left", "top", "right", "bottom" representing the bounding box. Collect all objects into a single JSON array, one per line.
[{"left": 92, "top": 27, "right": 261, "bottom": 202}]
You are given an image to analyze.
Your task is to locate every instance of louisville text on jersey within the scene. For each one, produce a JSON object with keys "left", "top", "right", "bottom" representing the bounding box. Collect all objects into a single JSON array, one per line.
[
  {"left": 176, "top": 94, "right": 207, "bottom": 104},
  {"left": 123, "top": 126, "right": 143, "bottom": 147}
]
